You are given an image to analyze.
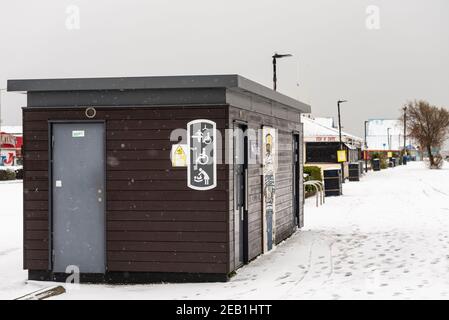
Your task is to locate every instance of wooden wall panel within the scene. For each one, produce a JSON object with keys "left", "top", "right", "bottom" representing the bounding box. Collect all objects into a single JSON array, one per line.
[
  {"left": 228, "top": 106, "right": 303, "bottom": 272},
  {"left": 23, "top": 102, "right": 304, "bottom": 276},
  {"left": 22, "top": 105, "right": 230, "bottom": 274}
]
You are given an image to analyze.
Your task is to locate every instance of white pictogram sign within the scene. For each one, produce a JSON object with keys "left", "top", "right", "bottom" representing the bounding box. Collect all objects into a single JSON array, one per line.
[{"left": 187, "top": 120, "right": 217, "bottom": 190}]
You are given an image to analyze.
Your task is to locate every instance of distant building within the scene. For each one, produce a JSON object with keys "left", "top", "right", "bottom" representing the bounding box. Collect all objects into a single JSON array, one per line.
[
  {"left": 0, "top": 126, "right": 23, "bottom": 166},
  {"left": 366, "top": 119, "right": 421, "bottom": 161},
  {"left": 0, "top": 131, "right": 17, "bottom": 166},
  {"left": 366, "top": 119, "right": 404, "bottom": 151},
  {"left": 301, "top": 115, "right": 363, "bottom": 180}
]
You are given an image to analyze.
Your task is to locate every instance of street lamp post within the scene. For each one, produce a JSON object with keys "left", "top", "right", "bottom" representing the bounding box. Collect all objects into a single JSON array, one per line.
[
  {"left": 337, "top": 100, "right": 348, "bottom": 181},
  {"left": 272, "top": 53, "right": 292, "bottom": 91},
  {"left": 387, "top": 128, "right": 391, "bottom": 151},
  {"left": 403, "top": 106, "right": 407, "bottom": 158},
  {"left": 364, "top": 120, "right": 369, "bottom": 173}
]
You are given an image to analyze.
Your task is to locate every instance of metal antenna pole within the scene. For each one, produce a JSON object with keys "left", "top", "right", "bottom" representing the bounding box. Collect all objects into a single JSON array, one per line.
[{"left": 337, "top": 100, "right": 346, "bottom": 181}]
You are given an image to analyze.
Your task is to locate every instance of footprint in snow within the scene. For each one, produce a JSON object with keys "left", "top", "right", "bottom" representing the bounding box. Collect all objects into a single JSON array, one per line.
[
  {"left": 431, "top": 259, "right": 440, "bottom": 264},
  {"left": 278, "top": 282, "right": 287, "bottom": 286},
  {"left": 275, "top": 272, "right": 291, "bottom": 281}
]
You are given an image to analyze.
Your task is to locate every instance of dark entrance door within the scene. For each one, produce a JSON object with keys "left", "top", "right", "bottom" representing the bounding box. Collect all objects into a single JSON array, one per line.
[
  {"left": 234, "top": 123, "right": 249, "bottom": 267},
  {"left": 51, "top": 122, "right": 106, "bottom": 274},
  {"left": 293, "top": 134, "right": 300, "bottom": 226}
]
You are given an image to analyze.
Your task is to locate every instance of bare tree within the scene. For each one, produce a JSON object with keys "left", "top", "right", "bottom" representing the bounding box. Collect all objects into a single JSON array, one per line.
[{"left": 402, "top": 100, "right": 449, "bottom": 168}]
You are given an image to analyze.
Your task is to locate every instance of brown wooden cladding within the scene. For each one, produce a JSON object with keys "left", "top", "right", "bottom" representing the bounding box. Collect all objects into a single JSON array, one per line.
[
  {"left": 274, "top": 130, "right": 296, "bottom": 243},
  {"left": 23, "top": 105, "right": 230, "bottom": 274},
  {"left": 107, "top": 231, "right": 227, "bottom": 242},
  {"left": 107, "top": 180, "right": 228, "bottom": 191},
  {"left": 228, "top": 106, "right": 303, "bottom": 272},
  {"left": 107, "top": 241, "right": 226, "bottom": 252},
  {"left": 23, "top": 103, "right": 304, "bottom": 276},
  {"left": 107, "top": 261, "right": 227, "bottom": 273}
]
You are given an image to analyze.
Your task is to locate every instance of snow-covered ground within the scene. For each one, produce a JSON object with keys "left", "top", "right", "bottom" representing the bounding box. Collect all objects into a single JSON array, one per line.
[
  {"left": 2, "top": 162, "right": 449, "bottom": 300},
  {"left": 0, "top": 166, "right": 22, "bottom": 171},
  {"left": 0, "top": 180, "right": 29, "bottom": 299}
]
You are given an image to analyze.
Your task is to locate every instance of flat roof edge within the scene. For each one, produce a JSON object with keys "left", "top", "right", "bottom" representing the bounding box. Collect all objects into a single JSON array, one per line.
[
  {"left": 7, "top": 74, "right": 311, "bottom": 113},
  {"left": 7, "top": 75, "right": 240, "bottom": 92},
  {"left": 236, "top": 75, "right": 311, "bottom": 113}
]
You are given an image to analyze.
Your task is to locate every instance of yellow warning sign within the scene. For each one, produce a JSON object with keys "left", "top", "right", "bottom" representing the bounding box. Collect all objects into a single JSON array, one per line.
[
  {"left": 171, "top": 144, "right": 188, "bottom": 167},
  {"left": 337, "top": 150, "right": 347, "bottom": 163}
]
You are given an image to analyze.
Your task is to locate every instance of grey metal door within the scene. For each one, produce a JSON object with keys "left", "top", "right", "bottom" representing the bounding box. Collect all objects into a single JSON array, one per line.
[{"left": 52, "top": 123, "right": 105, "bottom": 274}]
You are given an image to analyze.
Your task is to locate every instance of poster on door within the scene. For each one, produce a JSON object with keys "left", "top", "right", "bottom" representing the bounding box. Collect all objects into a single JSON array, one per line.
[
  {"left": 262, "top": 126, "right": 276, "bottom": 252},
  {"left": 187, "top": 119, "right": 217, "bottom": 190},
  {"left": 0, "top": 150, "right": 16, "bottom": 166}
]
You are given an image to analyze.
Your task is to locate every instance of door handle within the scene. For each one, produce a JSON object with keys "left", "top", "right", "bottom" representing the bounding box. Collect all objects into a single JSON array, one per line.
[{"left": 244, "top": 168, "right": 249, "bottom": 211}]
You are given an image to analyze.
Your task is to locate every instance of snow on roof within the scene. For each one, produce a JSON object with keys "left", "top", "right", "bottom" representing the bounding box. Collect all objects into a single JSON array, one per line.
[
  {"left": 0, "top": 126, "right": 22, "bottom": 135},
  {"left": 301, "top": 115, "right": 363, "bottom": 143},
  {"left": 8, "top": 75, "right": 311, "bottom": 113},
  {"left": 302, "top": 116, "right": 339, "bottom": 137},
  {"left": 314, "top": 117, "right": 335, "bottom": 128}
]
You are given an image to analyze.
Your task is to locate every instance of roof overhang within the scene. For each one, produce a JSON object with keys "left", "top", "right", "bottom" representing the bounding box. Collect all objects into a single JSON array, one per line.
[{"left": 8, "top": 74, "right": 311, "bottom": 114}]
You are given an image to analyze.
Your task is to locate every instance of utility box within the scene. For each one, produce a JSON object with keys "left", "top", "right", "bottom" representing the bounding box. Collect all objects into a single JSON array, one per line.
[
  {"left": 358, "top": 160, "right": 365, "bottom": 176},
  {"left": 372, "top": 158, "right": 381, "bottom": 171},
  {"left": 390, "top": 157, "right": 397, "bottom": 167},
  {"left": 323, "top": 168, "right": 342, "bottom": 196},
  {"left": 348, "top": 162, "right": 361, "bottom": 182},
  {"left": 8, "top": 75, "right": 311, "bottom": 283}
]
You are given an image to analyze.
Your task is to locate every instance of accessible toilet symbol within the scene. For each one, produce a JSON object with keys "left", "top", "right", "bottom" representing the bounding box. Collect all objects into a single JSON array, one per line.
[
  {"left": 195, "top": 148, "right": 209, "bottom": 165},
  {"left": 187, "top": 119, "right": 217, "bottom": 191}
]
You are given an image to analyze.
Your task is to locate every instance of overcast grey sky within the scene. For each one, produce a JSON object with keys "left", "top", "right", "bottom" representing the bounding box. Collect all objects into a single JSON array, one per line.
[{"left": 1, "top": 0, "right": 448, "bottom": 136}]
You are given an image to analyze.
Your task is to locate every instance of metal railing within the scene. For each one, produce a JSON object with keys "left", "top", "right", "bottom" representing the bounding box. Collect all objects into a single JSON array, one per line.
[{"left": 304, "top": 180, "right": 325, "bottom": 207}]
